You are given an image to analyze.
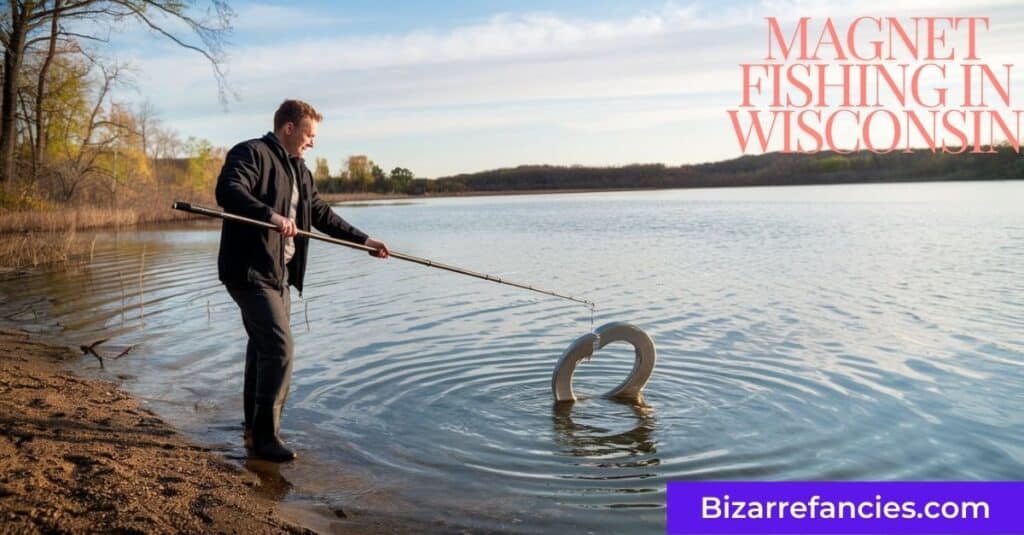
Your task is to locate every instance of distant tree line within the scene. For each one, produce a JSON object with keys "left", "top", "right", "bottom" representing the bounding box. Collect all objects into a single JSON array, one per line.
[
  {"left": 312, "top": 155, "right": 417, "bottom": 194},
  {"left": 429, "top": 145, "right": 1024, "bottom": 193}
]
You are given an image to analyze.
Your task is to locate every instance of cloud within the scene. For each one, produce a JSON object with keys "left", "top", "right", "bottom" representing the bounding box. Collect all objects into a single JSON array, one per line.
[
  {"left": 231, "top": 3, "right": 363, "bottom": 32},
  {"left": 127, "top": 4, "right": 754, "bottom": 111},
  {"left": 119, "top": 1, "right": 1024, "bottom": 175},
  {"left": 133, "top": 1, "right": 1024, "bottom": 106},
  {"left": 224, "top": 9, "right": 699, "bottom": 75}
]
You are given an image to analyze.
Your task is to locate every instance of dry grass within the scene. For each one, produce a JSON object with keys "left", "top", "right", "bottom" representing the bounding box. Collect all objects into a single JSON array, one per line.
[
  {"left": 0, "top": 208, "right": 138, "bottom": 234},
  {"left": 0, "top": 230, "right": 86, "bottom": 270},
  {"left": 0, "top": 188, "right": 212, "bottom": 235},
  {"left": 0, "top": 186, "right": 213, "bottom": 270},
  {"left": 0, "top": 209, "right": 131, "bottom": 269}
]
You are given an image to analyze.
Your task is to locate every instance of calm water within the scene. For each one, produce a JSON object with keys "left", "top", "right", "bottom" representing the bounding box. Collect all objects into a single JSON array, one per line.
[{"left": 2, "top": 182, "right": 1022, "bottom": 533}]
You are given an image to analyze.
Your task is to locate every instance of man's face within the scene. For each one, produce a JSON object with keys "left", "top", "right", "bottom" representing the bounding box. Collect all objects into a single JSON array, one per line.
[{"left": 281, "top": 117, "right": 318, "bottom": 158}]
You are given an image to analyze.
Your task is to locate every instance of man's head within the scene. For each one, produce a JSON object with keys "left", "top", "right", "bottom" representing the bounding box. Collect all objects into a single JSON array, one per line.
[{"left": 273, "top": 99, "right": 323, "bottom": 159}]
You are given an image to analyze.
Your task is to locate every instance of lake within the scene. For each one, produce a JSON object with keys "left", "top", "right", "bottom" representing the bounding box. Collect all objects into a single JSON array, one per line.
[{"left": 2, "top": 181, "right": 1022, "bottom": 533}]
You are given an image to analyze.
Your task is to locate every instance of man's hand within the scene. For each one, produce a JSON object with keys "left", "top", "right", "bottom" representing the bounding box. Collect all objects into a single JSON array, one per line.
[
  {"left": 365, "top": 237, "right": 390, "bottom": 259},
  {"left": 270, "top": 213, "right": 298, "bottom": 237}
]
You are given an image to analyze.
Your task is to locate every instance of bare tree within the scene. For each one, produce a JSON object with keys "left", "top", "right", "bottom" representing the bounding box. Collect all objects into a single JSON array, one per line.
[
  {"left": 32, "top": 0, "right": 62, "bottom": 179},
  {"left": 43, "top": 54, "right": 127, "bottom": 202},
  {"left": 151, "top": 123, "right": 181, "bottom": 160},
  {"left": 0, "top": 0, "right": 234, "bottom": 184},
  {"left": 135, "top": 100, "right": 158, "bottom": 160}
]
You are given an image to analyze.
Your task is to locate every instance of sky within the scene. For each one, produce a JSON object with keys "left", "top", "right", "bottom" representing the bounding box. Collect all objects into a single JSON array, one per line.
[{"left": 106, "top": 0, "right": 1024, "bottom": 178}]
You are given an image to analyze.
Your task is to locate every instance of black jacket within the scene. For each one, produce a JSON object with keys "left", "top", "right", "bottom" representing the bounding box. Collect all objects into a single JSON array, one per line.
[{"left": 215, "top": 132, "right": 368, "bottom": 294}]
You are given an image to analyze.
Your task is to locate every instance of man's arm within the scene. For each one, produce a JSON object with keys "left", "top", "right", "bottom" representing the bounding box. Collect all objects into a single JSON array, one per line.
[
  {"left": 308, "top": 177, "right": 389, "bottom": 258},
  {"left": 215, "top": 143, "right": 276, "bottom": 223}
]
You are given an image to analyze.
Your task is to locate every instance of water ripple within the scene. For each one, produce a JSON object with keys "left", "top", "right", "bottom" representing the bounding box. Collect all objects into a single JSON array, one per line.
[{"left": 1, "top": 184, "right": 1022, "bottom": 533}]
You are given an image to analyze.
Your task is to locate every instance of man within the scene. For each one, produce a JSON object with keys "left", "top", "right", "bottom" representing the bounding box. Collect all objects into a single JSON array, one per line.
[{"left": 215, "top": 99, "right": 388, "bottom": 462}]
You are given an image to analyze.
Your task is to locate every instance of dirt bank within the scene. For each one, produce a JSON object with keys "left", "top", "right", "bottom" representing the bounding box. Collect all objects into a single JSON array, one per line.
[{"left": 0, "top": 328, "right": 313, "bottom": 534}]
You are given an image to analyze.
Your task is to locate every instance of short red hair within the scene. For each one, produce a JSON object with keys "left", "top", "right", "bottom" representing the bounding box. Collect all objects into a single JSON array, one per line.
[{"left": 274, "top": 99, "right": 322, "bottom": 130}]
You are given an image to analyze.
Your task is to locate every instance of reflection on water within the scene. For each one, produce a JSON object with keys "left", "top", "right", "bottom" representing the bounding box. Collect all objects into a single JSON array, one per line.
[
  {"left": 552, "top": 400, "right": 658, "bottom": 467},
  {"left": 1, "top": 182, "right": 1023, "bottom": 533}
]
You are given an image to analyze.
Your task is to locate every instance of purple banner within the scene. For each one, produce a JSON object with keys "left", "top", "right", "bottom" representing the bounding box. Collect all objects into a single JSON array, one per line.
[{"left": 667, "top": 481, "right": 1023, "bottom": 534}]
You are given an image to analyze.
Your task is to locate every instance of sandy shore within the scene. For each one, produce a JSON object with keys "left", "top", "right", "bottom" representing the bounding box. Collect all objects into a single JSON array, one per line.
[{"left": 0, "top": 328, "right": 317, "bottom": 534}]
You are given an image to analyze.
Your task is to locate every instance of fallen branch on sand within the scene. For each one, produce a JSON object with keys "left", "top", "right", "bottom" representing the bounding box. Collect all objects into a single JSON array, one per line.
[{"left": 79, "top": 338, "right": 135, "bottom": 369}]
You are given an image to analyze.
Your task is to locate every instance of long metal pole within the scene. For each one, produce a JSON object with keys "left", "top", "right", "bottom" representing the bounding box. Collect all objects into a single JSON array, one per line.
[{"left": 172, "top": 201, "right": 595, "bottom": 307}]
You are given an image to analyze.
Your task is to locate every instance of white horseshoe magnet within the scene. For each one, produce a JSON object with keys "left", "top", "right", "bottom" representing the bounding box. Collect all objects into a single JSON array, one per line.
[{"left": 552, "top": 322, "right": 656, "bottom": 402}]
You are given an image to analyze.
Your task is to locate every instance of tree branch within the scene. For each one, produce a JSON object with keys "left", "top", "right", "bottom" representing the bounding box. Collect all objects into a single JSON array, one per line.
[
  {"left": 25, "top": 30, "right": 110, "bottom": 49},
  {"left": 109, "top": 0, "right": 234, "bottom": 104},
  {"left": 27, "top": 0, "right": 97, "bottom": 23}
]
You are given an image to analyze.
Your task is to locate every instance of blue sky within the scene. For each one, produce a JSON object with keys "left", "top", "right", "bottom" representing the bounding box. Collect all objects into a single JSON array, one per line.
[{"left": 109, "top": 0, "right": 1023, "bottom": 177}]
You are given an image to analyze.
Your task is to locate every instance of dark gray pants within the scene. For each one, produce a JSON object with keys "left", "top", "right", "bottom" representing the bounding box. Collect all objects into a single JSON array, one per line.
[{"left": 227, "top": 283, "right": 293, "bottom": 434}]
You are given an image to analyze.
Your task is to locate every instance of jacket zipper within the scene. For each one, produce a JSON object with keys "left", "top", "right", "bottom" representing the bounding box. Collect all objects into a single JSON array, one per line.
[
  {"left": 280, "top": 155, "right": 294, "bottom": 293},
  {"left": 296, "top": 165, "right": 305, "bottom": 298}
]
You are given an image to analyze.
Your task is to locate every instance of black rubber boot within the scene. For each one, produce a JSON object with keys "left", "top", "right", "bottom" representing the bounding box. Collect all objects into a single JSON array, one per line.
[{"left": 251, "top": 405, "right": 296, "bottom": 462}]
